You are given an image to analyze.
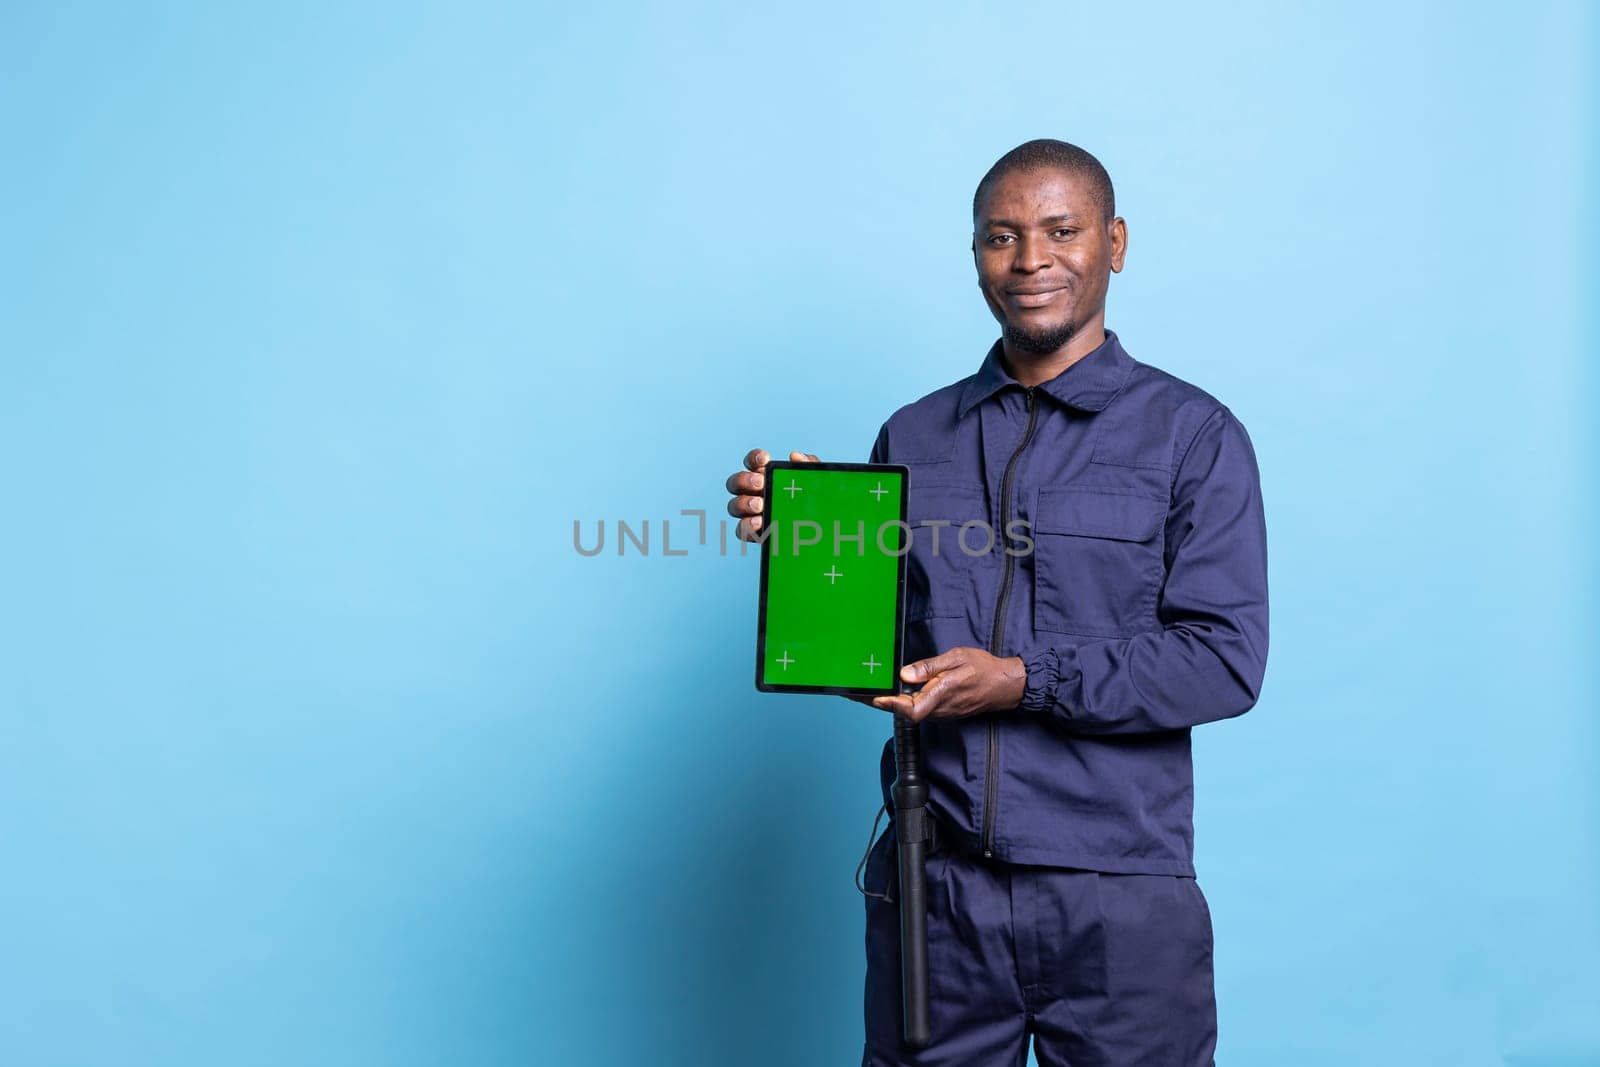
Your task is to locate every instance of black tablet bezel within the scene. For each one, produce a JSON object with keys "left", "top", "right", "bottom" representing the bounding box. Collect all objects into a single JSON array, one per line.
[{"left": 754, "top": 461, "right": 910, "bottom": 696}]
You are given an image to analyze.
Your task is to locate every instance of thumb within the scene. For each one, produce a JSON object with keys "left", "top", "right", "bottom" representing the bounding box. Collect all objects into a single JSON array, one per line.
[
  {"left": 901, "top": 649, "right": 964, "bottom": 683},
  {"left": 789, "top": 450, "right": 820, "bottom": 463}
]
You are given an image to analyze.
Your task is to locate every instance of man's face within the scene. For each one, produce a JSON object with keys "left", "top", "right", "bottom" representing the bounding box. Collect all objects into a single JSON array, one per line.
[{"left": 972, "top": 166, "right": 1127, "bottom": 355}]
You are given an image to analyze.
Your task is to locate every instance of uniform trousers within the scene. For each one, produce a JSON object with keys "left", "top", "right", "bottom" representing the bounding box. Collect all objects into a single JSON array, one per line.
[{"left": 861, "top": 819, "right": 1217, "bottom": 1067}]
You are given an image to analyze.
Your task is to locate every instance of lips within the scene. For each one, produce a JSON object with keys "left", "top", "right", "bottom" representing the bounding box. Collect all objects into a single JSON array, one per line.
[{"left": 1006, "top": 286, "right": 1065, "bottom": 308}]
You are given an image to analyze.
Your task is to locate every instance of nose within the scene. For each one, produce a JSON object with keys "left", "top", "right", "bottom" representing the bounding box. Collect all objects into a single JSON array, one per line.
[{"left": 1010, "top": 233, "right": 1051, "bottom": 273}]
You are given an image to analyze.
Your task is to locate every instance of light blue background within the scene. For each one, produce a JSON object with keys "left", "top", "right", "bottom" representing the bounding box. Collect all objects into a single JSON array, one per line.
[{"left": 3, "top": 3, "right": 1595, "bottom": 1064}]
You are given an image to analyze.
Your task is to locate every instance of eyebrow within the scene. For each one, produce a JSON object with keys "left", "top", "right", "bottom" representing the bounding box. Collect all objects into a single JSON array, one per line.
[{"left": 981, "top": 214, "right": 1085, "bottom": 229}]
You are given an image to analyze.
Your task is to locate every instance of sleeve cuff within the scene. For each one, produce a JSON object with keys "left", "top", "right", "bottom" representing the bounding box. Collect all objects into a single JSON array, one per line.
[
  {"left": 1020, "top": 645, "right": 1088, "bottom": 720},
  {"left": 1020, "top": 647, "right": 1061, "bottom": 712}
]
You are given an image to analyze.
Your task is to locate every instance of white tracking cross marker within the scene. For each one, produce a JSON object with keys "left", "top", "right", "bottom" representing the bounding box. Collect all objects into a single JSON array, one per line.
[
  {"left": 777, "top": 651, "right": 794, "bottom": 669},
  {"left": 823, "top": 566, "right": 843, "bottom": 584},
  {"left": 862, "top": 654, "right": 881, "bottom": 674},
  {"left": 783, "top": 480, "right": 803, "bottom": 498},
  {"left": 869, "top": 481, "right": 889, "bottom": 501}
]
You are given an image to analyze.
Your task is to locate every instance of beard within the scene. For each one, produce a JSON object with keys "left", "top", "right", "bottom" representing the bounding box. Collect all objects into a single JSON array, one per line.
[{"left": 1002, "top": 314, "right": 1079, "bottom": 355}]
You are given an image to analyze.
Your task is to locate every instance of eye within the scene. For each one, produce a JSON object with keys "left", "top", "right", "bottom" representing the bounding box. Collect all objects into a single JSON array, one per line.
[
  {"left": 986, "top": 234, "right": 1015, "bottom": 246},
  {"left": 1052, "top": 228, "right": 1077, "bottom": 239}
]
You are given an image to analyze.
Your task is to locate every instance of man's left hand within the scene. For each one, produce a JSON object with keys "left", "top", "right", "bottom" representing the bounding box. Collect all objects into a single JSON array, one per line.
[{"left": 870, "top": 647, "right": 1027, "bottom": 721}]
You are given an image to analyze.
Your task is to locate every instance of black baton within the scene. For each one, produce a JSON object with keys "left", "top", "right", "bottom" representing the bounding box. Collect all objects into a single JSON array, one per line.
[{"left": 891, "top": 711, "right": 931, "bottom": 1049}]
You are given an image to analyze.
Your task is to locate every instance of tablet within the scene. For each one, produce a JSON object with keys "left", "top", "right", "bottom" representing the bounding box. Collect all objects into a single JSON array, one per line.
[{"left": 755, "top": 461, "right": 910, "bottom": 695}]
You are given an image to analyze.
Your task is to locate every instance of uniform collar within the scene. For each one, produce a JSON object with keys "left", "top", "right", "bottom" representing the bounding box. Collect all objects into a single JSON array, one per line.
[{"left": 957, "top": 328, "right": 1134, "bottom": 419}]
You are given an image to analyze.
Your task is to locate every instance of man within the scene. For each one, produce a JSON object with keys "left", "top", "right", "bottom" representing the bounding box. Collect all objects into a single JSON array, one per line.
[{"left": 724, "top": 139, "right": 1268, "bottom": 1066}]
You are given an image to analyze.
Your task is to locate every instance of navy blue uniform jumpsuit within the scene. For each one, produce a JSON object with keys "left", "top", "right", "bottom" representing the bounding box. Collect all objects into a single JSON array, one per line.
[{"left": 859, "top": 330, "right": 1269, "bottom": 1066}]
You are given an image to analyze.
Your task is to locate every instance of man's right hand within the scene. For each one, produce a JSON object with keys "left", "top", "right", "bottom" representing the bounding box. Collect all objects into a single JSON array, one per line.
[{"left": 724, "top": 448, "right": 820, "bottom": 542}]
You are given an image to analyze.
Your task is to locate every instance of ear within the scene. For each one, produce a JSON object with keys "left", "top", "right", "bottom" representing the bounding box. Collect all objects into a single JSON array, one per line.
[{"left": 1108, "top": 216, "right": 1128, "bottom": 273}]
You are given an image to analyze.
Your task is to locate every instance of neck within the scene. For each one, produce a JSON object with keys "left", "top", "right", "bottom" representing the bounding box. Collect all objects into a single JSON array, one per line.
[{"left": 1000, "top": 311, "right": 1109, "bottom": 387}]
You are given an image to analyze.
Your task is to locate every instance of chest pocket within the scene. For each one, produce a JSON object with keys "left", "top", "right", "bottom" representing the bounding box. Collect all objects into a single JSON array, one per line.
[
  {"left": 905, "top": 480, "right": 986, "bottom": 620},
  {"left": 1032, "top": 486, "right": 1166, "bottom": 638}
]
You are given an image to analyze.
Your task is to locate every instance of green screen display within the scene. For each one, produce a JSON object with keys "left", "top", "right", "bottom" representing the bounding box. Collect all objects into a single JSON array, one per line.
[{"left": 756, "top": 463, "right": 908, "bottom": 693}]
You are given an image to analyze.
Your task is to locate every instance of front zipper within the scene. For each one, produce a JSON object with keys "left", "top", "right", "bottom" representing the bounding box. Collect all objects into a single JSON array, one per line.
[{"left": 982, "top": 385, "right": 1038, "bottom": 859}]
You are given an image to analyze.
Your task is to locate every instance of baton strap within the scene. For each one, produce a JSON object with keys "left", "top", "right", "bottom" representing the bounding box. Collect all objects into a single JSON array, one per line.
[{"left": 853, "top": 802, "right": 944, "bottom": 904}]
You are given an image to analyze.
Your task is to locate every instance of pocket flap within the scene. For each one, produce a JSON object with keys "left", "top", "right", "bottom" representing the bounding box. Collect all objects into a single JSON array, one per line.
[
  {"left": 1035, "top": 486, "right": 1165, "bottom": 541},
  {"left": 907, "top": 481, "right": 986, "bottom": 524}
]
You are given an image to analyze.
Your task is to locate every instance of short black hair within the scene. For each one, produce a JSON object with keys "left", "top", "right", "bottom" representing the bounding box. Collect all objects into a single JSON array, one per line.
[{"left": 972, "top": 139, "right": 1116, "bottom": 224}]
